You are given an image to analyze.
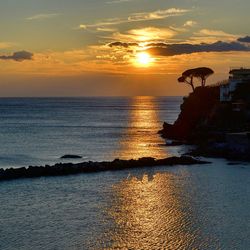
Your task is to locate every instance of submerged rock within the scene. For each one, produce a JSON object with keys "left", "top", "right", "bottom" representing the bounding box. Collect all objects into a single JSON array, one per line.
[{"left": 0, "top": 156, "right": 210, "bottom": 182}]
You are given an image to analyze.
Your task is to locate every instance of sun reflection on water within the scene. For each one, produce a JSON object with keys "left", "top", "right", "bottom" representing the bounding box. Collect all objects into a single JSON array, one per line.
[
  {"left": 96, "top": 172, "right": 219, "bottom": 250},
  {"left": 115, "top": 96, "right": 169, "bottom": 160},
  {"left": 93, "top": 97, "right": 221, "bottom": 249}
]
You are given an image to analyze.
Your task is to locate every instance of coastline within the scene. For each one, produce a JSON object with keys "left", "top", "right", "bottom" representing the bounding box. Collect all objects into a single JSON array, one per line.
[{"left": 159, "top": 85, "right": 250, "bottom": 162}]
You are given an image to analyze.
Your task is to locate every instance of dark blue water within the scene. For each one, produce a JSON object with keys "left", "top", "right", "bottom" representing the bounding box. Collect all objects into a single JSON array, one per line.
[
  {"left": 0, "top": 96, "right": 182, "bottom": 168},
  {"left": 0, "top": 97, "right": 249, "bottom": 250}
]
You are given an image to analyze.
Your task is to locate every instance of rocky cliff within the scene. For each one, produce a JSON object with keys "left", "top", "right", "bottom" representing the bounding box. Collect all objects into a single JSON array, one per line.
[
  {"left": 159, "top": 85, "right": 220, "bottom": 142},
  {"left": 159, "top": 84, "right": 250, "bottom": 145}
]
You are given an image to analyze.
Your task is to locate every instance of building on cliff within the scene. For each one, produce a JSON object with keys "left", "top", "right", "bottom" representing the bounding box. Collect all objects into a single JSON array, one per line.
[{"left": 220, "top": 68, "right": 250, "bottom": 102}]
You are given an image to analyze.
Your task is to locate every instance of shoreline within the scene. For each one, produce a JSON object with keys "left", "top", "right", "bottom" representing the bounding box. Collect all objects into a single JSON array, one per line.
[
  {"left": 159, "top": 85, "right": 250, "bottom": 162},
  {"left": 0, "top": 156, "right": 210, "bottom": 182},
  {"left": 188, "top": 144, "right": 250, "bottom": 162}
]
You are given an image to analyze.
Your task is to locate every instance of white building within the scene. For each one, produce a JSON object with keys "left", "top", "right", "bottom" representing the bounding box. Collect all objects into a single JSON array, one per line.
[{"left": 220, "top": 68, "right": 250, "bottom": 102}]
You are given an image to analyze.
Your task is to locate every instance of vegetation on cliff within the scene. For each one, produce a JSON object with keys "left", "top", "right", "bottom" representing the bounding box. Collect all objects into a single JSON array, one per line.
[{"left": 159, "top": 71, "right": 250, "bottom": 144}]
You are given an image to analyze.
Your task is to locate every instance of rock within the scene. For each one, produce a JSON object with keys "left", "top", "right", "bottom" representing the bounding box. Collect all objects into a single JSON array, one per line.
[
  {"left": 0, "top": 156, "right": 211, "bottom": 182},
  {"left": 60, "top": 154, "right": 82, "bottom": 159},
  {"left": 227, "top": 162, "right": 241, "bottom": 165},
  {"left": 159, "top": 86, "right": 220, "bottom": 142}
]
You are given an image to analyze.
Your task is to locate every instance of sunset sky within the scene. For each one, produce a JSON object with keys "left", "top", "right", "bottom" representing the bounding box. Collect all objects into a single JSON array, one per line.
[{"left": 1, "top": 0, "right": 250, "bottom": 96}]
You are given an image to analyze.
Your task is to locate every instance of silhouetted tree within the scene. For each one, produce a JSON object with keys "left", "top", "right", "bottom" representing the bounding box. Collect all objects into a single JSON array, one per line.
[
  {"left": 178, "top": 67, "right": 214, "bottom": 91},
  {"left": 192, "top": 67, "right": 214, "bottom": 87}
]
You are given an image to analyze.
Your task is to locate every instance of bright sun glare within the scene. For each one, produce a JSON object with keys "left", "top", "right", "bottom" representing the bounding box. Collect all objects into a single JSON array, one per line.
[{"left": 136, "top": 52, "right": 153, "bottom": 66}]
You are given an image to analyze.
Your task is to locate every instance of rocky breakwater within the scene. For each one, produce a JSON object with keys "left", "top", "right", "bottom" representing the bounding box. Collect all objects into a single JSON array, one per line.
[{"left": 0, "top": 156, "right": 210, "bottom": 181}]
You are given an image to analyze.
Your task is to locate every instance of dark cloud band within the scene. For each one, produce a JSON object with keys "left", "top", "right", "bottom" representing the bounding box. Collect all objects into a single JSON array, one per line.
[
  {"left": 146, "top": 41, "right": 250, "bottom": 56},
  {"left": 108, "top": 42, "right": 138, "bottom": 47},
  {"left": 0, "top": 51, "right": 33, "bottom": 61},
  {"left": 237, "top": 36, "right": 250, "bottom": 43},
  {"left": 108, "top": 38, "right": 250, "bottom": 56}
]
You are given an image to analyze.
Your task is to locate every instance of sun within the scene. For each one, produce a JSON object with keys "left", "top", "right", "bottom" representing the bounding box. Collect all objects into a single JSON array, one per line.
[{"left": 135, "top": 52, "right": 153, "bottom": 67}]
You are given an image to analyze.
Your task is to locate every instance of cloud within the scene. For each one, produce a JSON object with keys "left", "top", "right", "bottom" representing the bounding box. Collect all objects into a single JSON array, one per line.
[
  {"left": 184, "top": 20, "right": 197, "bottom": 27},
  {"left": 79, "top": 18, "right": 123, "bottom": 29},
  {"left": 192, "top": 29, "right": 239, "bottom": 42},
  {"left": 195, "top": 29, "right": 237, "bottom": 38},
  {"left": 0, "top": 51, "right": 33, "bottom": 61},
  {"left": 79, "top": 8, "right": 190, "bottom": 29},
  {"left": 96, "top": 27, "right": 117, "bottom": 32},
  {"left": 109, "top": 42, "right": 139, "bottom": 48},
  {"left": 146, "top": 41, "right": 250, "bottom": 56},
  {"left": 128, "top": 8, "right": 189, "bottom": 22},
  {"left": 237, "top": 36, "right": 250, "bottom": 43},
  {"left": 108, "top": 27, "right": 177, "bottom": 42},
  {"left": 26, "top": 13, "right": 60, "bottom": 21}
]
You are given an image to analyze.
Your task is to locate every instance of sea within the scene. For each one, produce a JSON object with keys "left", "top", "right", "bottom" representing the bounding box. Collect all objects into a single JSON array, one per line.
[{"left": 0, "top": 96, "right": 249, "bottom": 250}]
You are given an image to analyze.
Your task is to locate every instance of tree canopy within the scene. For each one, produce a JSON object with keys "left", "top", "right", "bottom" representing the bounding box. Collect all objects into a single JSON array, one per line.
[
  {"left": 178, "top": 67, "right": 214, "bottom": 91},
  {"left": 191, "top": 67, "right": 214, "bottom": 87}
]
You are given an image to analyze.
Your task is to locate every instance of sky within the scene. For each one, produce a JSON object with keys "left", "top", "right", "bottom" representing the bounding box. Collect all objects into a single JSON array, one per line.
[{"left": 1, "top": 0, "right": 250, "bottom": 96}]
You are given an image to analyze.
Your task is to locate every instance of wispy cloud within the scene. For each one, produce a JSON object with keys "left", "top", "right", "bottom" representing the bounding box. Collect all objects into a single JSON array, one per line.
[
  {"left": 195, "top": 29, "right": 238, "bottom": 38},
  {"left": 96, "top": 27, "right": 117, "bottom": 32},
  {"left": 191, "top": 29, "right": 240, "bottom": 43},
  {"left": 0, "top": 42, "right": 15, "bottom": 49},
  {"left": 106, "top": 27, "right": 177, "bottom": 42},
  {"left": 128, "top": 8, "right": 189, "bottom": 21},
  {"left": 79, "top": 8, "right": 190, "bottom": 30},
  {"left": 26, "top": 13, "right": 60, "bottom": 21}
]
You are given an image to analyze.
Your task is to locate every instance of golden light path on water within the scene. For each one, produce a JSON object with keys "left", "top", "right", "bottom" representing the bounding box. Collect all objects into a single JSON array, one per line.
[
  {"left": 95, "top": 97, "right": 219, "bottom": 249},
  {"left": 97, "top": 172, "right": 218, "bottom": 249},
  {"left": 115, "top": 96, "right": 169, "bottom": 160}
]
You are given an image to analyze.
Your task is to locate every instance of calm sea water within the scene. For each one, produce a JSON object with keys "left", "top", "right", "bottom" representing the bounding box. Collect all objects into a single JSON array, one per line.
[
  {"left": 0, "top": 96, "right": 181, "bottom": 168},
  {"left": 0, "top": 97, "right": 249, "bottom": 250}
]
